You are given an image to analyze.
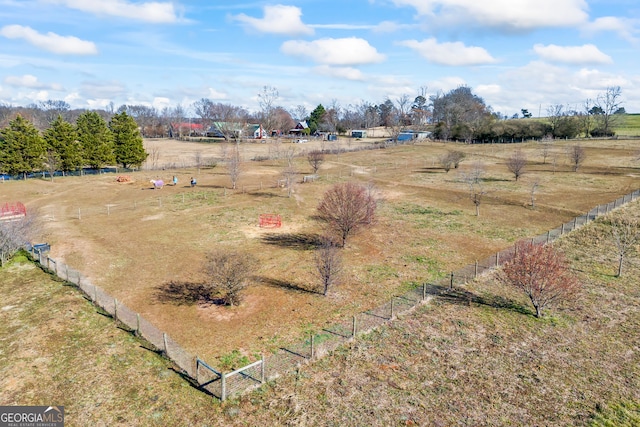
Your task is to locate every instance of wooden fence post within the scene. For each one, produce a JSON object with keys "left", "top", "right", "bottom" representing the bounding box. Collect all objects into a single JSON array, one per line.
[
  {"left": 261, "top": 356, "right": 265, "bottom": 383},
  {"left": 390, "top": 298, "right": 395, "bottom": 319},
  {"left": 194, "top": 357, "right": 199, "bottom": 384},
  {"left": 352, "top": 315, "right": 357, "bottom": 337},
  {"left": 221, "top": 372, "right": 227, "bottom": 401},
  {"left": 496, "top": 252, "right": 499, "bottom": 267},
  {"left": 163, "top": 333, "right": 169, "bottom": 356},
  {"left": 422, "top": 283, "right": 427, "bottom": 301},
  {"left": 474, "top": 261, "right": 478, "bottom": 278},
  {"left": 546, "top": 231, "right": 550, "bottom": 244},
  {"left": 310, "top": 334, "right": 315, "bottom": 359},
  {"left": 573, "top": 217, "right": 577, "bottom": 229},
  {"left": 449, "top": 272, "right": 454, "bottom": 290},
  {"left": 136, "top": 313, "right": 140, "bottom": 336},
  {"left": 114, "top": 298, "right": 118, "bottom": 322},
  {"left": 561, "top": 223, "right": 565, "bottom": 234}
]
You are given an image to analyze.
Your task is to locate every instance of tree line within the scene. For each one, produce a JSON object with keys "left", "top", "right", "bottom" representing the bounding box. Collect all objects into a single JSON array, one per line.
[
  {"left": 1, "top": 84, "right": 624, "bottom": 179},
  {"left": 0, "top": 111, "right": 147, "bottom": 179}
]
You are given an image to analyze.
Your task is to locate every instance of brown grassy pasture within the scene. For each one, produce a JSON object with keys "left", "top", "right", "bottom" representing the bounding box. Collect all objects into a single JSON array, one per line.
[
  {"left": 1, "top": 137, "right": 638, "bottom": 366},
  {"left": 2, "top": 199, "right": 639, "bottom": 426}
]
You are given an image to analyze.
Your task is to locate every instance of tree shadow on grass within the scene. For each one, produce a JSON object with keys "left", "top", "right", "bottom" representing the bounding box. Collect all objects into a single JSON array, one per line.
[
  {"left": 437, "top": 285, "right": 533, "bottom": 316},
  {"left": 257, "top": 276, "right": 321, "bottom": 295},
  {"left": 415, "top": 167, "right": 445, "bottom": 174},
  {"left": 154, "top": 280, "right": 225, "bottom": 306},
  {"left": 261, "top": 232, "right": 323, "bottom": 250}
]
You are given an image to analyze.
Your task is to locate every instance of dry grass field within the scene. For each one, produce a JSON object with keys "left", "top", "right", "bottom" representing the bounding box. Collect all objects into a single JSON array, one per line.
[
  {"left": 2, "top": 200, "right": 639, "bottom": 426},
  {"left": 1, "top": 136, "right": 638, "bottom": 368}
]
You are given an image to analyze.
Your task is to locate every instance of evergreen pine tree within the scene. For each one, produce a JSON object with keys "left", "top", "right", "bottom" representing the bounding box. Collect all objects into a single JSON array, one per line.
[
  {"left": 0, "top": 115, "right": 46, "bottom": 178},
  {"left": 109, "top": 111, "right": 148, "bottom": 168},
  {"left": 43, "top": 115, "right": 82, "bottom": 174},
  {"left": 76, "top": 111, "right": 114, "bottom": 169},
  {"left": 308, "top": 104, "right": 326, "bottom": 134}
]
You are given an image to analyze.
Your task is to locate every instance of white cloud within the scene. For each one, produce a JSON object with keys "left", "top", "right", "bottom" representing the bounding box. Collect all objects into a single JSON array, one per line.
[
  {"left": 392, "top": 0, "right": 589, "bottom": 31},
  {"left": 64, "top": 92, "right": 83, "bottom": 107},
  {"left": 86, "top": 98, "right": 115, "bottom": 109},
  {"left": 372, "top": 21, "right": 416, "bottom": 33},
  {"left": 0, "top": 25, "right": 98, "bottom": 55},
  {"left": 314, "top": 65, "right": 365, "bottom": 81},
  {"left": 399, "top": 38, "right": 497, "bottom": 66},
  {"left": 476, "top": 84, "right": 501, "bottom": 97},
  {"left": 206, "top": 88, "right": 228, "bottom": 99},
  {"left": 582, "top": 17, "right": 639, "bottom": 43},
  {"left": 4, "top": 74, "right": 63, "bottom": 90},
  {"left": 81, "top": 80, "right": 127, "bottom": 99},
  {"left": 494, "top": 61, "right": 631, "bottom": 113},
  {"left": 281, "top": 37, "right": 386, "bottom": 66},
  {"left": 44, "top": 0, "right": 182, "bottom": 23},
  {"left": 427, "top": 76, "right": 467, "bottom": 93},
  {"left": 533, "top": 44, "right": 612, "bottom": 65},
  {"left": 151, "top": 96, "right": 171, "bottom": 110},
  {"left": 233, "top": 5, "right": 313, "bottom": 36}
]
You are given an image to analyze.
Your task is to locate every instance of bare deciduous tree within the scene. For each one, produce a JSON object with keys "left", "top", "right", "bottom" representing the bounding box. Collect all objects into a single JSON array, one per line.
[
  {"left": 281, "top": 165, "right": 297, "bottom": 198},
  {"left": 149, "top": 146, "right": 160, "bottom": 169},
  {"left": 307, "top": 150, "right": 325, "bottom": 174},
  {"left": 506, "top": 149, "right": 527, "bottom": 181},
  {"left": 467, "top": 161, "right": 485, "bottom": 184},
  {"left": 44, "top": 148, "right": 60, "bottom": 182},
  {"left": 227, "top": 145, "right": 242, "bottom": 190},
  {"left": 194, "top": 151, "right": 203, "bottom": 171},
  {"left": 539, "top": 141, "right": 552, "bottom": 164},
  {"left": 610, "top": 218, "right": 640, "bottom": 277},
  {"left": 203, "top": 249, "right": 257, "bottom": 306},
  {"left": 439, "top": 153, "right": 454, "bottom": 173},
  {"left": 0, "top": 214, "right": 36, "bottom": 266},
  {"left": 439, "top": 150, "right": 465, "bottom": 173},
  {"left": 450, "top": 151, "right": 466, "bottom": 169},
  {"left": 314, "top": 237, "right": 343, "bottom": 295},
  {"left": 530, "top": 179, "right": 540, "bottom": 208},
  {"left": 469, "top": 181, "right": 485, "bottom": 217},
  {"left": 500, "top": 241, "right": 581, "bottom": 318},
  {"left": 258, "top": 85, "right": 279, "bottom": 136},
  {"left": 317, "top": 182, "right": 377, "bottom": 246},
  {"left": 594, "top": 86, "right": 623, "bottom": 136},
  {"left": 568, "top": 144, "right": 586, "bottom": 172},
  {"left": 460, "top": 163, "right": 486, "bottom": 216}
]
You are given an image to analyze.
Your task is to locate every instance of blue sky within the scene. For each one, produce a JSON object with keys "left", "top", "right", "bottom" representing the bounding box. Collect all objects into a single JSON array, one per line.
[{"left": 1, "top": 0, "right": 639, "bottom": 117}]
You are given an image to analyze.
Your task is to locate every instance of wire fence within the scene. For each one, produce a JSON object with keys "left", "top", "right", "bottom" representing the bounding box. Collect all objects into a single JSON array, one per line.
[
  {"left": 33, "top": 147, "right": 625, "bottom": 224},
  {"left": 28, "top": 187, "right": 640, "bottom": 401}
]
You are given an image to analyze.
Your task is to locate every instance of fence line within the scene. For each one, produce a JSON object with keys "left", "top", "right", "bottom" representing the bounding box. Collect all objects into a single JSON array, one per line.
[
  {"left": 28, "top": 187, "right": 640, "bottom": 401},
  {"left": 41, "top": 152, "right": 622, "bottom": 222},
  {"left": 254, "top": 187, "right": 640, "bottom": 397}
]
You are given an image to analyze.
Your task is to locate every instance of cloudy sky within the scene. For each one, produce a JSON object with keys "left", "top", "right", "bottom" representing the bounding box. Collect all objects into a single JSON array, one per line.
[{"left": 0, "top": 0, "right": 639, "bottom": 117}]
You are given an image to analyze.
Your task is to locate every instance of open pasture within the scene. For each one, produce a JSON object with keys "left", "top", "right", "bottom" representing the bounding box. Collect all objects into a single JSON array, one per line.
[{"left": 3, "top": 137, "right": 639, "bottom": 365}]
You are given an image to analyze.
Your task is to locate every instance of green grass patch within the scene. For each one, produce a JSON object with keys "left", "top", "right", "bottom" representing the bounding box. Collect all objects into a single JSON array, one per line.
[{"left": 614, "top": 114, "right": 640, "bottom": 136}]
